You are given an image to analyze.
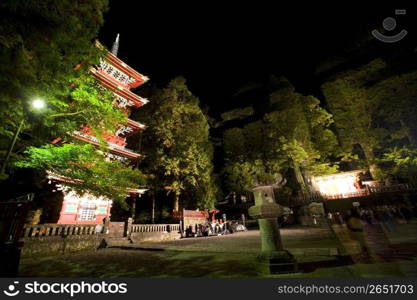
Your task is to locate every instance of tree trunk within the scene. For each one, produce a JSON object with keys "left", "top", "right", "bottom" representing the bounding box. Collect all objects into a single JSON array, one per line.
[
  {"left": 361, "top": 145, "right": 379, "bottom": 179},
  {"left": 174, "top": 192, "right": 180, "bottom": 212},
  {"left": 131, "top": 197, "right": 136, "bottom": 220},
  {"left": 151, "top": 191, "right": 156, "bottom": 224},
  {"left": 293, "top": 161, "right": 307, "bottom": 192}
]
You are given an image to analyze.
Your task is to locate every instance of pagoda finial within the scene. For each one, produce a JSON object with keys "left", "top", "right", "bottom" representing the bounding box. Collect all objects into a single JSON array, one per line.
[{"left": 111, "top": 33, "right": 120, "bottom": 56}]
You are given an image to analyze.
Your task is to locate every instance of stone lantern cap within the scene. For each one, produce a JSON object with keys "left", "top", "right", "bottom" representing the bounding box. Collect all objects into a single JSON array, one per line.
[
  {"left": 249, "top": 174, "right": 286, "bottom": 220},
  {"left": 248, "top": 203, "right": 283, "bottom": 219}
]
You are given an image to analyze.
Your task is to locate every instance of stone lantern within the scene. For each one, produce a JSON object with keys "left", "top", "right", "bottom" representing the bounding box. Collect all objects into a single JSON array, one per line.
[{"left": 248, "top": 175, "right": 297, "bottom": 274}]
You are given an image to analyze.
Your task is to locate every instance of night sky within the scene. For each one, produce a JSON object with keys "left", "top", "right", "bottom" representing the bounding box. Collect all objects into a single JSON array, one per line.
[{"left": 98, "top": 2, "right": 413, "bottom": 115}]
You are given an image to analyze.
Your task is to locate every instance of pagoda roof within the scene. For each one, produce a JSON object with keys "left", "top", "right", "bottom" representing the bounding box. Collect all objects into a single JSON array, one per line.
[
  {"left": 90, "top": 67, "right": 148, "bottom": 108},
  {"left": 127, "top": 118, "right": 146, "bottom": 130},
  {"left": 106, "top": 52, "right": 149, "bottom": 88},
  {"left": 73, "top": 131, "right": 140, "bottom": 159},
  {"left": 95, "top": 41, "right": 149, "bottom": 89},
  {"left": 48, "top": 171, "right": 144, "bottom": 197}
]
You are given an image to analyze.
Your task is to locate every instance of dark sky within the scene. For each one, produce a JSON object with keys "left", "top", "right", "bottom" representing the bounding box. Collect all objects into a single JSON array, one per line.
[{"left": 98, "top": 2, "right": 413, "bottom": 114}]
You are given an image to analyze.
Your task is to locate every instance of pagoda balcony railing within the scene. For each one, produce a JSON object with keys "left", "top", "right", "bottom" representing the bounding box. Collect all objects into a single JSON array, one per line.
[
  {"left": 114, "top": 93, "right": 135, "bottom": 108},
  {"left": 113, "top": 93, "right": 149, "bottom": 109},
  {"left": 115, "top": 121, "right": 144, "bottom": 137}
]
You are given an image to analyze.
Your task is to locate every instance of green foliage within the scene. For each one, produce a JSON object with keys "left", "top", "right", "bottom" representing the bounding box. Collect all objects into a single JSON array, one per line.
[
  {"left": 380, "top": 146, "right": 417, "bottom": 185},
  {"left": 0, "top": 0, "right": 113, "bottom": 138},
  {"left": 222, "top": 78, "right": 338, "bottom": 194},
  {"left": 0, "top": 0, "right": 116, "bottom": 149},
  {"left": 265, "top": 85, "right": 339, "bottom": 178},
  {"left": 0, "top": 0, "right": 126, "bottom": 145},
  {"left": 137, "top": 77, "right": 219, "bottom": 209},
  {"left": 370, "top": 71, "right": 417, "bottom": 146},
  {"left": 16, "top": 144, "right": 146, "bottom": 202},
  {"left": 321, "top": 59, "right": 417, "bottom": 179},
  {"left": 0, "top": 0, "right": 146, "bottom": 204},
  {"left": 223, "top": 128, "right": 246, "bottom": 163},
  {"left": 321, "top": 59, "right": 387, "bottom": 163},
  {"left": 223, "top": 160, "right": 282, "bottom": 192}
]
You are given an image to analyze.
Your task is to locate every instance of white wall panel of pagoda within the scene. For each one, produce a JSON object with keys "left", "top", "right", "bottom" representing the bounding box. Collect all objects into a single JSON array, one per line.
[
  {"left": 114, "top": 93, "right": 135, "bottom": 109},
  {"left": 99, "top": 58, "right": 136, "bottom": 88}
]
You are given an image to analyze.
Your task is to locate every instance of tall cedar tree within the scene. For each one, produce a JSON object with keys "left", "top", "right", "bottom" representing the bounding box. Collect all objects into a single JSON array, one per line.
[
  {"left": 222, "top": 77, "right": 338, "bottom": 195},
  {"left": 136, "top": 77, "right": 218, "bottom": 211},
  {"left": 321, "top": 59, "right": 417, "bottom": 180}
]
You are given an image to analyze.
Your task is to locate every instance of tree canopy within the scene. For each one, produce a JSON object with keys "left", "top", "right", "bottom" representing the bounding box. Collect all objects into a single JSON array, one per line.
[
  {"left": 0, "top": 0, "right": 146, "bottom": 203},
  {"left": 221, "top": 78, "right": 338, "bottom": 195},
  {"left": 135, "top": 77, "right": 219, "bottom": 210},
  {"left": 322, "top": 58, "right": 417, "bottom": 180}
]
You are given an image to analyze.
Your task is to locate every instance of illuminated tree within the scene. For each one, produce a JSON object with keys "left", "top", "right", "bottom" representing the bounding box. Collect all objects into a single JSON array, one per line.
[
  {"left": 0, "top": 0, "right": 146, "bottom": 202},
  {"left": 321, "top": 59, "right": 387, "bottom": 176},
  {"left": 136, "top": 77, "right": 218, "bottom": 211},
  {"left": 222, "top": 78, "right": 338, "bottom": 195}
]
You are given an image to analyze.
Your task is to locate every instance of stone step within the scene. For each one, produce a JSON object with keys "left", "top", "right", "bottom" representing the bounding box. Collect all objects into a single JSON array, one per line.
[
  {"left": 104, "top": 237, "right": 132, "bottom": 247},
  {"left": 288, "top": 247, "right": 340, "bottom": 257}
]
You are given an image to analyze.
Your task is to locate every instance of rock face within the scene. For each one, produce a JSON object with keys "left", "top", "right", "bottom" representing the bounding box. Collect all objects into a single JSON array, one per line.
[{"left": 248, "top": 185, "right": 298, "bottom": 274}]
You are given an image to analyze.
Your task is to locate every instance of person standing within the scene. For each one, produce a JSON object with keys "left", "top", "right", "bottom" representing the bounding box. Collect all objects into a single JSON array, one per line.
[
  {"left": 95, "top": 223, "right": 103, "bottom": 234},
  {"left": 210, "top": 220, "right": 216, "bottom": 235},
  {"left": 220, "top": 219, "right": 226, "bottom": 234}
]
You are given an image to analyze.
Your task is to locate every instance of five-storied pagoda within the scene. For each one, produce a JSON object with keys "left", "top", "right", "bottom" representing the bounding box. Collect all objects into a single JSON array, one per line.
[{"left": 55, "top": 35, "right": 149, "bottom": 224}]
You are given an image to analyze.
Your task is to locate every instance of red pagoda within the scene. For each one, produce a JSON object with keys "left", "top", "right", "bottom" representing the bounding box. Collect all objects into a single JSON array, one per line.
[{"left": 54, "top": 35, "right": 149, "bottom": 224}]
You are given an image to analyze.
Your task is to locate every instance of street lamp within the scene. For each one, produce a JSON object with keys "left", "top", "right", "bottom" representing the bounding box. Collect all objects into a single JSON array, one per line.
[
  {"left": 32, "top": 98, "right": 46, "bottom": 110},
  {"left": 0, "top": 98, "right": 46, "bottom": 180}
]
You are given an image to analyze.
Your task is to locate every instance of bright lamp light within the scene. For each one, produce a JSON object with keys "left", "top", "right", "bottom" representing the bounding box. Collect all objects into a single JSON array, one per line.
[{"left": 32, "top": 98, "right": 46, "bottom": 110}]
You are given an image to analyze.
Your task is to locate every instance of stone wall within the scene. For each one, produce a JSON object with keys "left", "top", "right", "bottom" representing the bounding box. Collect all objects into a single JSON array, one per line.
[
  {"left": 22, "top": 234, "right": 104, "bottom": 258},
  {"left": 130, "top": 231, "right": 181, "bottom": 242},
  {"left": 21, "top": 224, "right": 103, "bottom": 258},
  {"left": 21, "top": 223, "right": 182, "bottom": 257},
  {"left": 129, "top": 224, "right": 181, "bottom": 242}
]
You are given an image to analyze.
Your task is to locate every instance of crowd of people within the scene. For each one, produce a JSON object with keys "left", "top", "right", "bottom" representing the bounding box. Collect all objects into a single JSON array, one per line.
[
  {"left": 328, "top": 203, "right": 417, "bottom": 229},
  {"left": 328, "top": 203, "right": 417, "bottom": 257},
  {"left": 184, "top": 219, "right": 247, "bottom": 238}
]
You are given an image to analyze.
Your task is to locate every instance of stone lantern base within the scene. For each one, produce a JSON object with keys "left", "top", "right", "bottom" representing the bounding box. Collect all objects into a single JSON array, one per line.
[
  {"left": 256, "top": 250, "right": 298, "bottom": 275},
  {"left": 249, "top": 185, "right": 298, "bottom": 275}
]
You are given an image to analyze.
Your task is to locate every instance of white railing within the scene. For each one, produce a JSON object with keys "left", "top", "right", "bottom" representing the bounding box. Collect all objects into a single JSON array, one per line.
[{"left": 130, "top": 224, "right": 180, "bottom": 233}]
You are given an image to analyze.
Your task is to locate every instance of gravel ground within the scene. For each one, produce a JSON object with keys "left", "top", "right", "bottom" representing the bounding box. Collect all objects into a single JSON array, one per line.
[
  {"left": 128, "top": 228, "right": 340, "bottom": 253},
  {"left": 19, "top": 226, "right": 417, "bottom": 278}
]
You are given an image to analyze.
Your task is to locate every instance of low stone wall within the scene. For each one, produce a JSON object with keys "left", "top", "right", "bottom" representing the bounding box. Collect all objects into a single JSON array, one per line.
[
  {"left": 129, "top": 224, "right": 181, "bottom": 242},
  {"left": 22, "top": 235, "right": 104, "bottom": 258},
  {"left": 130, "top": 231, "right": 181, "bottom": 242},
  {"left": 21, "top": 224, "right": 103, "bottom": 258},
  {"left": 21, "top": 223, "right": 182, "bottom": 257}
]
